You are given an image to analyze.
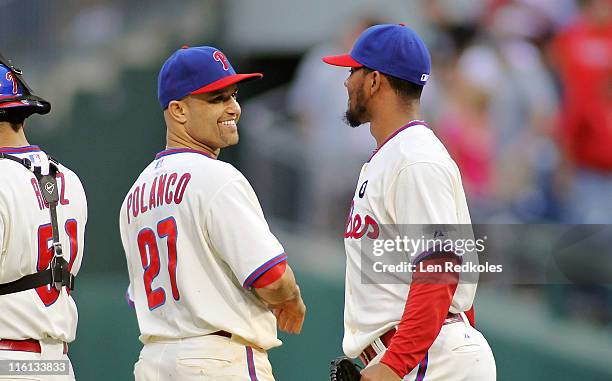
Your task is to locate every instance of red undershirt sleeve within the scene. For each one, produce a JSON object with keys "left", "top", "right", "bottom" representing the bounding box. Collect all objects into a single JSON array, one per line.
[
  {"left": 380, "top": 255, "right": 461, "bottom": 377},
  {"left": 381, "top": 163, "right": 474, "bottom": 376},
  {"left": 252, "top": 261, "right": 288, "bottom": 288}
]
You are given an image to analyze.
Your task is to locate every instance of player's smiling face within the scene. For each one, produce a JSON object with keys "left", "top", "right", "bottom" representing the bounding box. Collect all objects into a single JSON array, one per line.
[{"left": 184, "top": 85, "right": 241, "bottom": 150}]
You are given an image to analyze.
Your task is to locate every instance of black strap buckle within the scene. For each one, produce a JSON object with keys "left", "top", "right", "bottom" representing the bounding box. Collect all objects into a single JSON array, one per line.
[{"left": 51, "top": 246, "right": 65, "bottom": 291}]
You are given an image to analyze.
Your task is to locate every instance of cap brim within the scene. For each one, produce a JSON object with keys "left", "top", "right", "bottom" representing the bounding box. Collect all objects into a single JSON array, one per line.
[
  {"left": 0, "top": 98, "right": 51, "bottom": 115},
  {"left": 0, "top": 101, "right": 27, "bottom": 108},
  {"left": 191, "top": 73, "right": 263, "bottom": 95},
  {"left": 322, "top": 54, "right": 363, "bottom": 67}
]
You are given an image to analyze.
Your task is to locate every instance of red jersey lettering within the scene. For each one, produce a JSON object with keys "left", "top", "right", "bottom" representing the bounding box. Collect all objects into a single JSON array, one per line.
[{"left": 127, "top": 172, "right": 191, "bottom": 223}]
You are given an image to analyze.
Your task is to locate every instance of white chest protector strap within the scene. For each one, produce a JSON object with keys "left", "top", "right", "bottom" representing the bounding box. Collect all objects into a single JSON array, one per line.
[{"left": 0, "top": 153, "right": 75, "bottom": 295}]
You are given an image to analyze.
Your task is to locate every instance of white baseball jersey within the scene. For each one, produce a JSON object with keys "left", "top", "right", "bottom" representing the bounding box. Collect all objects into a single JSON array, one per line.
[
  {"left": 342, "top": 121, "right": 477, "bottom": 358},
  {"left": 120, "top": 148, "right": 286, "bottom": 349},
  {"left": 0, "top": 146, "right": 87, "bottom": 342}
]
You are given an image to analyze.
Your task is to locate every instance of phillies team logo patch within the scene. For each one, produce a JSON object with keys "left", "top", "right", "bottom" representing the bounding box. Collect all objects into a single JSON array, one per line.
[
  {"left": 213, "top": 51, "right": 230, "bottom": 71},
  {"left": 5, "top": 72, "right": 18, "bottom": 94}
]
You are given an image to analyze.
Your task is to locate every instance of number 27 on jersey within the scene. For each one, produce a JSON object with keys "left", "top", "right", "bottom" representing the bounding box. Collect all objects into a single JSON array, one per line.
[{"left": 137, "top": 217, "right": 180, "bottom": 310}]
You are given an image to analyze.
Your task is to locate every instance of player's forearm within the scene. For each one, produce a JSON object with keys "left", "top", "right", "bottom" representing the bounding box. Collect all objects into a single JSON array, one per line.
[
  {"left": 381, "top": 256, "right": 460, "bottom": 377},
  {"left": 254, "top": 265, "right": 300, "bottom": 306}
]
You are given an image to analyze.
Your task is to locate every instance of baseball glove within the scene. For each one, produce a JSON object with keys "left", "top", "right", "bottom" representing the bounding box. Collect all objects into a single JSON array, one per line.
[{"left": 330, "top": 356, "right": 362, "bottom": 381}]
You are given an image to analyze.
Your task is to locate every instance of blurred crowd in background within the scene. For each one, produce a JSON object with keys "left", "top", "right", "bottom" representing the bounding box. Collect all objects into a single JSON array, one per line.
[
  {"left": 272, "top": 0, "right": 612, "bottom": 329},
  {"left": 1, "top": 0, "right": 610, "bottom": 333},
  {"left": 3, "top": 0, "right": 610, "bottom": 227},
  {"left": 281, "top": 0, "right": 612, "bottom": 230}
]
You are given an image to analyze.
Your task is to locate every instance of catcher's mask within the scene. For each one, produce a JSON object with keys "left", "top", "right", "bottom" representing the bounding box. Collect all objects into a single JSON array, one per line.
[{"left": 0, "top": 53, "right": 50, "bottom": 122}]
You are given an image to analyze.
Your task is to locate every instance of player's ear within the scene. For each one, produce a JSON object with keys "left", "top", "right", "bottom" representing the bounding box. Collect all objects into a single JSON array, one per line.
[
  {"left": 167, "top": 100, "right": 188, "bottom": 124},
  {"left": 368, "top": 70, "right": 382, "bottom": 96}
]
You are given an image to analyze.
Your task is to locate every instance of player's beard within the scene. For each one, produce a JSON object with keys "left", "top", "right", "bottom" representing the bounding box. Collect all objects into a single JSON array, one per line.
[{"left": 344, "top": 87, "right": 367, "bottom": 128}]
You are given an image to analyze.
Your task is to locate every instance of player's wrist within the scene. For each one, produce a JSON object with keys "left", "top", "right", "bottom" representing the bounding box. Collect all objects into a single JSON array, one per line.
[
  {"left": 379, "top": 354, "right": 406, "bottom": 378},
  {"left": 289, "top": 284, "right": 301, "bottom": 301},
  {"left": 268, "top": 284, "right": 301, "bottom": 307},
  {"left": 287, "top": 284, "right": 303, "bottom": 305}
]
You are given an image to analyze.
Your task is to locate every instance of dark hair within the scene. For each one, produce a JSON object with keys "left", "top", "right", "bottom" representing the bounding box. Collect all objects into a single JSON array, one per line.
[
  {"left": 384, "top": 73, "right": 424, "bottom": 101},
  {"left": 0, "top": 109, "right": 26, "bottom": 127},
  {"left": 362, "top": 67, "right": 424, "bottom": 101}
]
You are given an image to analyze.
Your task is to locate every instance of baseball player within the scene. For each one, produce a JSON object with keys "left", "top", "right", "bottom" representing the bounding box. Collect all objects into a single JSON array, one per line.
[
  {"left": 0, "top": 54, "right": 87, "bottom": 380},
  {"left": 119, "top": 45, "right": 306, "bottom": 381},
  {"left": 323, "top": 25, "right": 496, "bottom": 380}
]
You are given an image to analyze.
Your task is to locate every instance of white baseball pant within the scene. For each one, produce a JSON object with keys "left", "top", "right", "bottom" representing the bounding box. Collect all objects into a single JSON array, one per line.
[
  {"left": 366, "top": 315, "right": 496, "bottom": 380},
  {"left": 0, "top": 340, "right": 75, "bottom": 381},
  {"left": 134, "top": 334, "right": 275, "bottom": 381}
]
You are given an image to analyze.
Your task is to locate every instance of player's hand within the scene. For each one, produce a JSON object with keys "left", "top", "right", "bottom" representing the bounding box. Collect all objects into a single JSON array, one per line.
[
  {"left": 360, "top": 363, "right": 401, "bottom": 381},
  {"left": 270, "top": 288, "right": 306, "bottom": 334}
]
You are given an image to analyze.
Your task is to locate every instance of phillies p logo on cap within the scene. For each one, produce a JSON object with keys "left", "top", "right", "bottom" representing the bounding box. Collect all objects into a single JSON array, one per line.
[
  {"left": 213, "top": 51, "right": 230, "bottom": 71},
  {"left": 157, "top": 45, "right": 263, "bottom": 109}
]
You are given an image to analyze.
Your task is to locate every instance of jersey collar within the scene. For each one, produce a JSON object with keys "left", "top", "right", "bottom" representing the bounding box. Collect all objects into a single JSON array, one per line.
[
  {"left": 367, "top": 120, "right": 428, "bottom": 162},
  {"left": 155, "top": 147, "right": 217, "bottom": 160},
  {"left": 0, "top": 145, "right": 41, "bottom": 154}
]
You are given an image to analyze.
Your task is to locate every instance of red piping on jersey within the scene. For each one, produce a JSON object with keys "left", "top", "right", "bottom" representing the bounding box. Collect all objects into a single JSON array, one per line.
[
  {"left": 246, "top": 346, "right": 259, "bottom": 380},
  {"left": 367, "top": 120, "right": 428, "bottom": 162},
  {"left": 415, "top": 353, "right": 428, "bottom": 381},
  {"left": 155, "top": 148, "right": 216, "bottom": 160},
  {"left": 412, "top": 248, "right": 463, "bottom": 266},
  {"left": 243, "top": 253, "right": 288, "bottom": 289},
  {"left": 0, "top": 145, "right": 41, "bottom": 154}
]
